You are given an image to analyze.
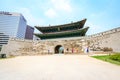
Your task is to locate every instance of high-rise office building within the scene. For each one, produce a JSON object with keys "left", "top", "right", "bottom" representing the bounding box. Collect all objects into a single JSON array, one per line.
[
  {"left": 25, "top": 25, "right": 34, "bottom": 40},
  {"left": 0, "top": 33, "right": 9, "bottom": 47},
  {"left": 0, "top": 11, "right": 27, "bottom": 47},
  {"left": 0, "top": 11, "right": 27, "bottom": 38}
]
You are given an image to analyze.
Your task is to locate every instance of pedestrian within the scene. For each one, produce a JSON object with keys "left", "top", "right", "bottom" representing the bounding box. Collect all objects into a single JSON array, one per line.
[
  {"left": 86, "top": 47, "right": 89, "bottom": 53},
  {"left": 66, "top": 48, "right": 69, "bottom": 51},
  {"left": 48, "top": 49, "right": 50, "bottom": 54},
  {"left": 72, "top": 48, "right": 74, "bottom": 53}
]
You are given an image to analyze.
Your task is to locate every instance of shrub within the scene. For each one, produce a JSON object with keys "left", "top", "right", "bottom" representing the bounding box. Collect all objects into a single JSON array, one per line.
[
  {"left": 103, "top": 47, "right": 113, "bottom": 52},
  {"left": 109, "top": 53, "right": 120, "bottom": 62}
]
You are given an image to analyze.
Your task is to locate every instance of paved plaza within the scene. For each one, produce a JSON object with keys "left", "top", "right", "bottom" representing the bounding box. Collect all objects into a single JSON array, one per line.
[{"left": 0, "top": 55, "right": 120, "bottom": 80}]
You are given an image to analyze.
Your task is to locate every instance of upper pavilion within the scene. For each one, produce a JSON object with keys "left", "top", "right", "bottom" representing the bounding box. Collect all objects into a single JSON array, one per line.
[{"left": 35, "top": 19, "right": 89, "bottom": 40}]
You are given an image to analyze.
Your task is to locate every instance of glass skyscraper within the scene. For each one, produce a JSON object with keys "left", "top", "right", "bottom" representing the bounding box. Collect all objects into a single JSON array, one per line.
[
  {"left": 25, "top": 25, "right": 34, "bottom": 39},
  {"left": 0, "top": 11, "right": 27, "bottom": 47},
  {"left": 0, "top": 33, "right": 9, "bottom": 47},
  {"left": 0, "top": 11, "right": 27, "bottom": 38}
]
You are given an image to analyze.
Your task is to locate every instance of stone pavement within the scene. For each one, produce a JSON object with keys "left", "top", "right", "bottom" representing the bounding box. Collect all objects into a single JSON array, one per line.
[{"left": 0, "top": 55, "right": 120, "bottom": 80}]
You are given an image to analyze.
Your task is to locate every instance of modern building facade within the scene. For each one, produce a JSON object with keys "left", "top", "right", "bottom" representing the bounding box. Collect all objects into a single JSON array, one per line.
[
  {"left": 25, "top": 25, "right": 34, "bottom": 40},
  {"left": 0, "top": 11, "right": 27, "bottom": 47},
  {"left": 0, "top": 33, "right": 9, "bottom": 47},
  {"left": 0, "top": 11, "right": 27, "bottom": 38}
]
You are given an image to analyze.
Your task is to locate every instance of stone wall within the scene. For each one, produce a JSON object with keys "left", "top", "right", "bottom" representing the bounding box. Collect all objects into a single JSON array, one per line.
[
  {"left": 1, "top": 27, "right": 120, "bottom": 56},
  {"left": 33, "top": 38, "right": 88, "bottom": 54},
  {"left": 1, "top": 37, "right": 88, "bottom": 56},
  {"left": 88, "top": 27, "right": 120, "bottom": 52},
  {"left": 1, "top": 38, "right": 33, "bottom": 56}
]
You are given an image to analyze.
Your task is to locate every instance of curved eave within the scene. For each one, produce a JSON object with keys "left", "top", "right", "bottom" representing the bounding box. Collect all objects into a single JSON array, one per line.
[
  {"left": 35, "top": 19, "right": 87, "bottom": 33},
  {"left": 34, "top": 27, "right": 89, "bottom": 40}
]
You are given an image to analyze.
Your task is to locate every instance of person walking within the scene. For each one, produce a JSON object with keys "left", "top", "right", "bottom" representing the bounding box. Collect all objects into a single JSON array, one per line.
[{"left": 86, "top": 47, "right": 89, "bottom": 53}]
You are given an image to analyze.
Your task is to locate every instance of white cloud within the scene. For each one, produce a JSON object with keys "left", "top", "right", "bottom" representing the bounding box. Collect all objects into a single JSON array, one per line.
[
  {"left": 44, "top": 0, "right": 72, "bottom": 18},
  {"left": 16, "top": 8, "right": 43, "bottom": 26},
  {"left": 45, "top": 8, "right": 57, "bottom": 18},
  {"left": 51, "top": 0, "right": 72, "bottom": 12},
  {"left": 85, "top": 21, "right": 105, "bottom": 35}
]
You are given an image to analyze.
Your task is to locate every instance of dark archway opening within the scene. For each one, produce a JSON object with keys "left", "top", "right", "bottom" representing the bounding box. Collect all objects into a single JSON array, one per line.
[{"left": 55, "top": 45, "right": 64, "bottom": 54}]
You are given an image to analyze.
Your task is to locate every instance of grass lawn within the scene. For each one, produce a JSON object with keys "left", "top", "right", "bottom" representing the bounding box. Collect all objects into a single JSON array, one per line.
[
  {"left": 0, "top": 56, "right": 15, "bottom": 60},
  {"left": 92, "top": 55, "right": 120, "bottom": 65}
]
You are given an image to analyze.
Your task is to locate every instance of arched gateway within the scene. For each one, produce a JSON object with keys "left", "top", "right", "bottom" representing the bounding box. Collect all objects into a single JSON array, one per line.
[
  {"left": 33, "top": 19, "right": 89, "bottom": 54},
  {"left": 55, "top": 45, "right": 64, "bottom": 54}
]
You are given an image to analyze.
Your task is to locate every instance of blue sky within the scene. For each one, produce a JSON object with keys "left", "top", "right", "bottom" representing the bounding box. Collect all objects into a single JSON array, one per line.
[{"left": 0, "top": 0, "right": 120, "bottom": 35}]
